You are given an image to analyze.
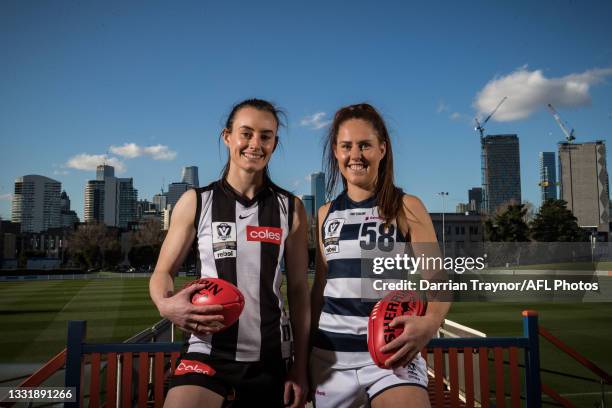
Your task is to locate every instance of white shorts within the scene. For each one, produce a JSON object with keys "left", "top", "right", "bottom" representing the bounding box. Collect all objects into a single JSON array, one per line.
[{"left": 310, "top": 350, "right": 428, "bottom": 408}]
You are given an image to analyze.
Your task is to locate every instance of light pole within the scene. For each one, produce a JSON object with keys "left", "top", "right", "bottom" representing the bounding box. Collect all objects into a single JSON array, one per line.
[{"left": 437, "top": 192, "right": 449, "bottom": 257}]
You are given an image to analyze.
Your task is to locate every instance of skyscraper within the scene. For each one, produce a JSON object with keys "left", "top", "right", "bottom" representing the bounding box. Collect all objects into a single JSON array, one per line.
[
  {"left": 558, "top": 141, "right": 609, "bottom": 233},
  {"left": 167, "top": 182, "right": 190, "bottom": 209},
  {"left": 310, "top": 172, "right": 326, "bottom": 212},
  {"left": 481, "top": 135, "right": 521, "bottom": 214},
  {"left": 84, "top": 180, "right": 105, "bottom": 223},
  {"left": 298, "top": 194, "right": 315, "bottom": 220},
  {"left": 60, "top": 191, "right": 79, "bottom": 229},
  {"left": 84, "top": 165, "right": 138, "bottom": 228},
  {"left": 539, "top": 152, "right": 557, "bottom": 202},
  {"left": 115, "top": 178, "right": 138, "bottom": 228},
  {"left": 181, "top": 166, "right": 199, "bottom": 188},
  {"left": 12, "top": 175, "right": 61, "bottom": 233},
  {"left": 96, "top": 164, "right": 114, "bottom": 180},
  {"left": 152, "top": 193, "right": 168, "bottom": 211},
  {"left": 468, "top": 187, "right": 482, "bottom": 213}
]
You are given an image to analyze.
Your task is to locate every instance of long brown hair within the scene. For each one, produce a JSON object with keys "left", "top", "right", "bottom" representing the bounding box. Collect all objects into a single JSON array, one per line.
[
  {"left": 219, "top": 98, "right": 286, "bottom": 182},
  {"left": 323, "top": 103, "right": 404, "bottom": 224}
]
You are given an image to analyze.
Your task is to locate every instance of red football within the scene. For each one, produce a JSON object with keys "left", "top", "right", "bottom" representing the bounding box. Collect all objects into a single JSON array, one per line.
[
  {"left": 367, "top": 290, "right": 427, "bottom": 368},
  {"left": 186, "top": 278, "right": 245, "bottom": 332}
]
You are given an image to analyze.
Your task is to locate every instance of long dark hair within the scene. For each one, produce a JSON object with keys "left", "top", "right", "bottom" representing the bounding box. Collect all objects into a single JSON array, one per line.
[
  {"left": 219, "top": 98, "right": 286, "bottom": 182},
  {"left": 323, "top": 103, "right": 404, "bottom": 224}
]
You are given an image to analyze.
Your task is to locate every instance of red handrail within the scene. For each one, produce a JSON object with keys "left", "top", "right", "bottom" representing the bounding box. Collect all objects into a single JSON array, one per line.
[
  {"left": 18, "top": 348, "right": 66, "bottom": 387},
  {"left": 539, "top": 326, "right": 611, "bottom": 384},
  {"left": 0, "top": 349, "right": 68, "bottom": 408},
  {"left": 541, "top": 383, "right": 576, "bottom": 408}
]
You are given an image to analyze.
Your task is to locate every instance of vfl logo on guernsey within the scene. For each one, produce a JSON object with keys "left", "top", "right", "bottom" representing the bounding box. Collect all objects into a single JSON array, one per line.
[
  {"left": 216, "top": 223, "right": 233, "bottom": 239},
  {"left": 212, "top": 222, "right": 237, "bottom": 259},
  {"left": 323, "top": 218, "right": 345, "bottom": 254},
  {"left": 247, "top": 226, "right": 283, "bottom": 245},
  {"left": 174, "top": 359, "right": 216, "bottom": 376}
]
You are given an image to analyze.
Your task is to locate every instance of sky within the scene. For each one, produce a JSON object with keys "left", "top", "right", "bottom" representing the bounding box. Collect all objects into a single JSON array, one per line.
[{"left": 1, "top": 0, "right": 611, "bottom": 221}]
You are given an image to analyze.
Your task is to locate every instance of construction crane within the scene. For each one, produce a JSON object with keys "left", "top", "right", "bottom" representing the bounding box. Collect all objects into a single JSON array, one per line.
[
  {"left": 474, "top": 96, "right": 508, "bottom": 141},
  {"left": 474, "top": 96, "right": 508, "bottom": 215},
  {"left": 547, "top": 103, "right": 575, "bottom": 142}
]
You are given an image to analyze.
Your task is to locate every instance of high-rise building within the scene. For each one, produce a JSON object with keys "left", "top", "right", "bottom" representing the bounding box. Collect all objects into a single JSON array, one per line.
[
  {"left": 11, "top": 175, "right": 61, "bottom": 233},
  {"left": 310, "top": 172, "right": 326, "bottom": 212},
  {"left": 456, "top": 203, "right": 470, "bottom": 213},
  {"left": 167, "top": 182, "right": 190, "bottom": 209},
  {"left": 539, "top": 152, "right": 558, "bottom": 202},
  {"left": 152, "top": 193, "right": 168, "bottom": 211},
  {"left": 558, "top": 141, "right": 609, "bottom": 233},
  {"left": 299, "top": 195, "right": 315, "bottom": 220},
  {"left": 481, "top": 135, "right": 521, "bottom": 214},
  {"left": 468, "top": 187, "right": 482, "bottom": 213},
  {"left": 181, "top": 166, "right": 199, "bottom": 188},
  {"left": 116, "top": 178, "right": 138, "bottom": 228},
  {"left": 84, "top": 166, "right": 138, "bottom": 228},
  {"left": 137, "top": 199, "right": 156, "bottom": 219},
  {"left": 60, "top": 190, "right": 79, "bottom": 229},
  {"left": 96, "top": 165, "right": 114, "bottom": 180},
  {"left": 84, "top": 180, "right": 105, "bottom": 223}
]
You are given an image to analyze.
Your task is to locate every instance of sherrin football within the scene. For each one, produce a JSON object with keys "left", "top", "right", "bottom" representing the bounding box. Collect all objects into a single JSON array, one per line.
[
  {"left": 367, "top": 290, "right": 427, "bottom": 368},
  {"left": 186, "top": 278, "right": 245, "bottom": 332}
]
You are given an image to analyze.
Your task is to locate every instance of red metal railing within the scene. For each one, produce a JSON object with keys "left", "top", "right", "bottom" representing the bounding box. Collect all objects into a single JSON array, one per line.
[
  {"left": 4, "top": 312, "right": 554, "bottom": 407},
  {"left": 81, "top": 350, "right": 180, "bottom": 408},
  {"left": 538, "top": 325, "right": 611, "bottom": 408}
]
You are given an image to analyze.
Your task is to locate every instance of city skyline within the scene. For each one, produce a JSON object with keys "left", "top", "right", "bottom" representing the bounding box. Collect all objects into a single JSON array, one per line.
[{"left": 2, "top": 1, "right": 611, "bottom": 221}]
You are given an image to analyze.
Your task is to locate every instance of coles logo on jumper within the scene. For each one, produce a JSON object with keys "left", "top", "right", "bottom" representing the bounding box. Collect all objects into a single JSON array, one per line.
[
  {"left": 174, "top": 359, "right": 216, "bottom": 376},
  {"left": 247, "top": 226, "right": 283, "bottom": 245}
]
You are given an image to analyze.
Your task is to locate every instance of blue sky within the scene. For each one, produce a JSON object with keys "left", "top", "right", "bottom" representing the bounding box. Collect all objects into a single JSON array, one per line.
[{"left": 1, "top": 0, "right": 611, "bottom": 220}]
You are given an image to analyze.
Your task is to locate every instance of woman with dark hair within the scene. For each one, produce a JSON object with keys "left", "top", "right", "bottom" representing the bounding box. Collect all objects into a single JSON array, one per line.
[
  {"left": 150, "top": 99, "right": 309, "bottom": 408},
  {"left": 310, "top": 103, "right": 450, "bottom": 407}
]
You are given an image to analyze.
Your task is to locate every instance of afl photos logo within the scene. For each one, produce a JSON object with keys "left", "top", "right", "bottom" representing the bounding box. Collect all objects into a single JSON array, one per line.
[
  {"left": 247, "top": 226, "right": 283, "bottom": 245},
  {"left": 212, "top": 222, "right": 237, "bottom": 259}
]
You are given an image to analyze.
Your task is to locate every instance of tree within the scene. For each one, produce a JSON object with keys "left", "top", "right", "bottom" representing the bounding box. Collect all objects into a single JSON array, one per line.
[
  {"left": 128, "top": 219, "right": 165, "bottom": 270},
  {"left": 103, "top": 241, "right": 123, "bottom": 269},
  {"left": 129, "top": 219, "right": 165, "bottom": 248},
  {"left": 66, "top": 223, "right": 121, "bottom": 269},
  {"left": 128, "top": 245, "right": 157, "bottom": 269},
  {"left": 484, "top": 204, "right": 530, "bottom": 242},
  {"left": 530, "top": 200, "right": 588, "bottom": 242}
]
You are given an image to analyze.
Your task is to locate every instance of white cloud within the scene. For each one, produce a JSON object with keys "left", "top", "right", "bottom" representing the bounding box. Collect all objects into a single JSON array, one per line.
[
  {"left": 474, "top": 67, "right": 612, "bottom": 121},
  {"left": 449, "top": 112, "right": 462, "bottom": 120},
  {"left": 143, "top": 144, "right": 177, "bottom": 160},
  {"left": 110, "top": 143, "right": 176, "bottom": 160},
  {"left": 0, "top": 193, "right": 12, "bottom": 201},
  {"left": 110, "top": 143, "right": 142, "bottom": 158},
  {"left": 65, "top": 154, "right": 126, "bottom": 173},
  {"left": 300, "top": 112, "right": 331, "bottom": 130},
  {"left": 53, "top": 170, "right": 70, "bottom": 176},
  {"left": 64, "top": 143, "right": 175, "bottom": 176}
]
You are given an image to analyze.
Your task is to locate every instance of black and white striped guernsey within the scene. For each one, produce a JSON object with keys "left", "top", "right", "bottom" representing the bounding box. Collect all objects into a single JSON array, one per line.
[
  {"left": 188, "top": 179, "right": 294, "bottom": 362},
  {"left": 313, "top": 191, "right": 408, "bottom": 368}
]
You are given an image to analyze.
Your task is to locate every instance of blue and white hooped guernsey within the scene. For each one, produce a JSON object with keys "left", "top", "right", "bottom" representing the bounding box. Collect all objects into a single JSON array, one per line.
[{"left": 313, "top": 191, "right": 408, "bottom": 368}]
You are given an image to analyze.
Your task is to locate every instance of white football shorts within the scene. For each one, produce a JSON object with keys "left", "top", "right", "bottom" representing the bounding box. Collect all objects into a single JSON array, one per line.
[{"left": 310, "top": 348, "right": 428, "bottom": 408}]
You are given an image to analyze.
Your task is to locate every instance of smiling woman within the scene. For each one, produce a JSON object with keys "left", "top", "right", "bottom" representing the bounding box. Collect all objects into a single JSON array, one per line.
[
  {"left": 310, "top": 103, "right": 450, "bottom": 408},
  {"left": 219, "top": 99, "right": 285, "bottom": 182},
  {"left": 149, "top": 99, "right": 310, "bottom": 408}
]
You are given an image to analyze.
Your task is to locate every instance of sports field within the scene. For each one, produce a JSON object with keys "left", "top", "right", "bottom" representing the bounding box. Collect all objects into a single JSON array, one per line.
[
  {"left": 0, "top": 275, "right": 610, "bottom": 406},
  {"left": 0, "top": 276, "right": 192, "bottom": 364}
]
